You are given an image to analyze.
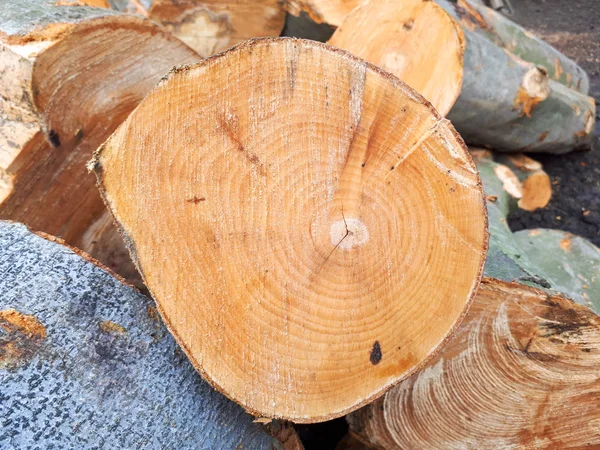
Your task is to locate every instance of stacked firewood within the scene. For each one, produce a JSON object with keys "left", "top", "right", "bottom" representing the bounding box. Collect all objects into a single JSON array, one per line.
[{"left": 1, "top": 1, "right": 597, "bottom": 449}]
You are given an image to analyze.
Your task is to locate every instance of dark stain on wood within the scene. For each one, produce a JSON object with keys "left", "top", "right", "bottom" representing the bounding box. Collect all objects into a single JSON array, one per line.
[
  {"left": 217, "top": 114, "right": 266, "bottom": 176},
  {"left": 187, "top": 196, "right": 206, "bottom": 204},
  {"left": 0, "top": 309, "right": 47, "bottom": 369},
  {"left": 370, "top": 341, "right": 382, "bottom": 365},
  {"left": 47, "top": 129, "right": 61, "bottom": 148},
  {"left": 540, "top": 297, "right": 593, "bottom": 339},
  {"left": 403, "top": 19, "right": 415, "bottom": 31}
]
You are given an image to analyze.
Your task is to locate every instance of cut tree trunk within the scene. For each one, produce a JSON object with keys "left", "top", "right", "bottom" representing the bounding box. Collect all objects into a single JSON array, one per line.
[
  {"left": 328, "top": 0, "right": 465, "bottom": 116},
  {"left": 286, "top": 0, "right": 589, "bottom": 95},
  {"left": 327, "top": 0, "right": 595, "bottom": 153},
  {"left": 147, "top": 0, "right": 287, "bottom": 57},
  {"left": 450, "top": 0, "right": 589, "bottom": 93},
  {"left": 91, "top": 37, "right": 488, "bottom": 422},
  {"left": 0, "top": 221, "right": 300, "bottom": 449},
  {"left": 346, "top": 150, "right": 600, "bottom": 449},
  {"left": 0, "top": 0, "right": 200, "bottom": 286},
  {"left": 347, "top": 277, "right": 600, "bottom": 450}
]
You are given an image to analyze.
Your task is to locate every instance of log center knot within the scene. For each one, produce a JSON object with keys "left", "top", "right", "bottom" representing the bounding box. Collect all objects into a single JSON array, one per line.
[{"left": 330, "top": 218, "right": 369, "bottom": 250}]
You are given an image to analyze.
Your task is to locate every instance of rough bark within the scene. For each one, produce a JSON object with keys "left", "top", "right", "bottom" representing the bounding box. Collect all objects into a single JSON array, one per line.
[
  {"left": 91, "top": 37, "right": 488, "bottom": 422},
  {"left": 147, "top": 0, "right": 286, "bottom": 57},
  {"left": 0, "top": 0, "right": 200, "bottom": 287},
  {"left": 0, "top": 220, "right": 298, "bottom": 449},
  {"left": 326, "top": 0, "right": 595, "bottom": 153}
]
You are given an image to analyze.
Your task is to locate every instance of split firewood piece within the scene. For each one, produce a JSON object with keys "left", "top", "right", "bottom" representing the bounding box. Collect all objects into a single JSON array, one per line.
[
  {"left": 92, "top": 37, "right": 488, "bottom": 421},
  {"left": 328, "top": 0, "right": 595, "bottom": 153},
  {"left": 328, "top": 0, "right": 465, "bottom": 116},
  {"left": 0, "top": 0, "right": 200, "bottom": 285},
  {"left": 347, "top": 277, "right": 600, "bottom": 450},
  {"left": 0, "top": 221, "right": 299, "bottom": 449},
  {"left": 147, "top": 0, "right": 286, "bottom": 57},
  {"left": 451, "top": 0, "right": 589, "bottom": 93},
  {"left": 514, "top": 229, "right": 600, "bottom": 312},
  {"left": 285, "top": 0, "right": 362, "bottom": 29}
]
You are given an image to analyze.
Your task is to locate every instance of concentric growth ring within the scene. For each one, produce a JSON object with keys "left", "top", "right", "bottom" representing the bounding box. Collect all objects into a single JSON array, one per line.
[{"left": 94, "top": 38, "right": 488, "bottom": 422}]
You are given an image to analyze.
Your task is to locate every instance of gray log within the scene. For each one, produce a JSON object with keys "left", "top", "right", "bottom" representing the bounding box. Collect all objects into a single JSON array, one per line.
[
  {"left": 0, "top": 221, "right": 291, "bottom": 450},
  {"left": 445, "top": 22, "right": 595, "bottom": 153},
  {"left": 449, "top": 0, "right": 589, "bottom": 93}
]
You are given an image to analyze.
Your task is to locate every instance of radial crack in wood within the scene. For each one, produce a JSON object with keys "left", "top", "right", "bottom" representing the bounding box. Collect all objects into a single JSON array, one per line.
[
  {"left": 0, "top": 0, "right": 200, "bottom": 286},
  {"left": 0, "top": 220, "right": 299, "bottom": 449},
  {"left": 92, "top": 37, "right": 488, "bottom": 422}
]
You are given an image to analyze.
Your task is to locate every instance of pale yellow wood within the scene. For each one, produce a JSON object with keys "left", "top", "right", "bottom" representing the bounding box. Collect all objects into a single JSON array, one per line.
[
  {"left": 0, "top": 7, "right": 200, "bottom": 285},
  {"left": 328, "top": 0, "right": 465, "bottom": 116},
  {"left": 348, "top": 277, "right": 600, "bottom": 449},
  {"left": 149, "top": 0, "right": 286, "bottom": 57},
  {"left": 286, "top": 0, "right": 362, "bottom": 28},
  {"left": 93, "top": 38, "right": 488, "bottom": 421}
]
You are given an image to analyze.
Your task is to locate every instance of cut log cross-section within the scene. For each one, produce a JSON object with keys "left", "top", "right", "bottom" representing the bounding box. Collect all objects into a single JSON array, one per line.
[
  {"left": 0, "top": 1, "right": 200, "bottom": 284},
  {"left": 346, "top": 149, "right": 600, "bottom": 449},
  {"left": 328, "top": 0, "right": 465, "bottom": 116},
  {"left": 0, "top": 221, "right": 300, "bottom": 449},
  {"left": 327, "top": 0, "right": 595, "bottom": 153},
  {"left": 92, "top": 38, "right": 488, "bottom": 421},
  {"left": 147, "top": 0, "right": 287, "bottom": 57},
  {"left": 348, "top": 277, "right": 600, "bottom": 450}
]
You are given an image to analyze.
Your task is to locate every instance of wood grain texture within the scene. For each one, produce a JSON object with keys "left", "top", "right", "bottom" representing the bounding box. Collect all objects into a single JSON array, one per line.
[
  {"left": 328, "top": 0, "right": 465, "bottom": 116},
  {"left": 348, "top": 277, "right": 600, "bottom": 449},
  {"left": 148, "top": 0, "right": 286, "bottom": 57},
  {"left": 0, "top": 0, "right": 200, "bottom": 285},
  {"left": 92, "top": 37, "right": 488, "bottom": 421},
  {"left": 0, "top": 221, "right": 294, "bottom": 449}
]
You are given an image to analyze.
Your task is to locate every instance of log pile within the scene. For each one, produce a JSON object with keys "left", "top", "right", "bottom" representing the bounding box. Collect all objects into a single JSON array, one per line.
[{"left": 1, "top": 0, "right": 598, "bottom": 448}]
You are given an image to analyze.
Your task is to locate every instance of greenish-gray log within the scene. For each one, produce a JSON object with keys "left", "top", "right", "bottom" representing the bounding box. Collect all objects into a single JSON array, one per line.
[
  {"left": 439, "top": 6, "right": 596, "bottom": 153},
  {"left": 451, "top": 0, "right": 589, "bottom": 93},
  {"left": 323, "top": 0, "right": 595, "bottom": 153},
  {"left": 0, "top": 221, "right": 299, "bottom": 449}
]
